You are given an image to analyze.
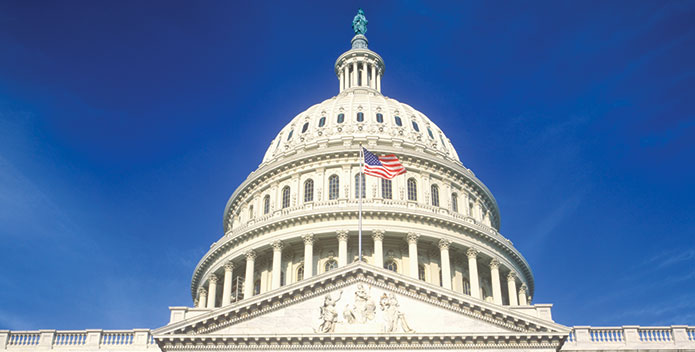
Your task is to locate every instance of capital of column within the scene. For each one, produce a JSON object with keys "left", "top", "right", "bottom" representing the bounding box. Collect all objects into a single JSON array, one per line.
[
  {"left": 371, "top": 229, "right": 385, "bottom": 241},
  {"left": 198, "top": 287, "right": 207, "bottom": 295},
  {"left": 507, "top": 272, "right": 517, "bottom": 282},
  {"left": 224, "top": 261, "right": 235, "bottom": 271},
  {"left": 208, "top": 274, "right": 218, "bottom": 283},
  {"left": 406, "top": 232, "right": 420, "bottom": 244},
  {"left": 438, "top": 239, "right": 451, "bottom": 250},
  {"left": 245, "top": 250, "right": 257, "bottom": 261},
  {"left": 466, "top": 247, "right": 478, "bottom": 259},
  {"left": 271, "top": 240, "right": 284, "bottom": 251},
  {"left": 336, "top": 230, "right": 349, "bottom": 241},
  {"left": 302, "top": 233, "right": 315, "bottom": 245},
  {"left": 519, "top": 283, "right": 528, "bottom": 294},
  {"left": 490, "top": 258, "right": 500, "bottom": 270}
]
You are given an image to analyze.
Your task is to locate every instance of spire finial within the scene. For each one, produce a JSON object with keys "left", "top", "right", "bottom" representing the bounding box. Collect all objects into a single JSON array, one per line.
[{"left": 352, "top": 9, "right": 368, "bottom": 35}]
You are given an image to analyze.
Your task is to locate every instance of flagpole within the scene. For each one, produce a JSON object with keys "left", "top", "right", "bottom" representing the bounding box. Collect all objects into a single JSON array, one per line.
[{"left": 358, "top": 145, "right": 363, "bottom": 262}]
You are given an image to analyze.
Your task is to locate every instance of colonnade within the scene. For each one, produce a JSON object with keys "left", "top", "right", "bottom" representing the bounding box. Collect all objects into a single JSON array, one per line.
[
  {"left": 339, "top": 59, "right": 381, "bottom": 92},
  {"left": 196, "top": 231, "right": 530, "bottom": 309}
]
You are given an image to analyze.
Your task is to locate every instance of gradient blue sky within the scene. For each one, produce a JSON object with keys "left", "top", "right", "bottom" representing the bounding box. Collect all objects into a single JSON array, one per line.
[{"left": 1, "top": 1, "right": 693, "bottom": 330}]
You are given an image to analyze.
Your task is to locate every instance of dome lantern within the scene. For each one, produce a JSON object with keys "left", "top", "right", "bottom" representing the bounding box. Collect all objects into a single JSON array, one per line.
[{"left": 335, "top": 9, "right": 385, "bottom": 93}]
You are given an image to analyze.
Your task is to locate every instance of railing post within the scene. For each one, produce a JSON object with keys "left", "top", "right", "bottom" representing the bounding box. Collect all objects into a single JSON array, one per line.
[
  {"left": 623, "top": 325, "right": 640, "bottom": 344},
  {"left": 573, "top": 326, "right": 591, "bottom": 345},
  {"left": 85, "top": 329, "right": 102, "bottom": 347},
  {"left": 38, "top": 330, "right": 55, "bottom": 349},
  {"left": 672, "top": 326, "right": 689, "bottom": 346},
  {"left": 0, "top": 330, "right": 8, "bottom": 349},
  {"left": 133, "top": 329, "right": 151, "bottom": 347}
]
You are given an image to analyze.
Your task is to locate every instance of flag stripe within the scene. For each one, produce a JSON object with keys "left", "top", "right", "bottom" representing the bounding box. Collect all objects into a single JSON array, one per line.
[{"left": 362, "top": 148, "right": 406, "bottom": 180}]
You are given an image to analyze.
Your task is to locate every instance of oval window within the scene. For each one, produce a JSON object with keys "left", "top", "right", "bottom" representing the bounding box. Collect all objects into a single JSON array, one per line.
[
  {"left": 337, "top": 113, "right": 345, "bottom": 124},
  {"left": 302, "top": 122, "right": 309, "bottom": 133},
  {"left": 394, "top": 116, "right": 402, "bottom": 126},
  {"left": 427, "top": 127, "right": 434, "bottom": 139},
  {"left": 318, "top": 116, "right": 326, "bottom": 127},
  {"left": 412, "top": 121, "right": 419, "bottom": 132},
  {"left": 357, "top": 112, "right": 364, "bottom": 122},
  {"left": 287, "top": 130, "right": 294, "bottom": 140},
  {"left": 376, "top": 113, "right": 383, "bottom": 123}
]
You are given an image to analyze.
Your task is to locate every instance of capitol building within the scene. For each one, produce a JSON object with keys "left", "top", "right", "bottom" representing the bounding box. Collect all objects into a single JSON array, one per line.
[{"left": 1, "top": 11, "right": 693, "bottom": 352}]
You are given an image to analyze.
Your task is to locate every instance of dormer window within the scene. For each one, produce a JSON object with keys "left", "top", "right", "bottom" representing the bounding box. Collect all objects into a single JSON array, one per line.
[
  {"left": 376, "top": 113, "right": 383, "bottom": 123},
  {"left": 394, "top": 116, "right": 402, "bottom": 126},
  {"left": 356, "top": 112, "right": 364, "bottom": 122},
  {"left": 337, "top": 113, "right": 345, "bottom": 124}
]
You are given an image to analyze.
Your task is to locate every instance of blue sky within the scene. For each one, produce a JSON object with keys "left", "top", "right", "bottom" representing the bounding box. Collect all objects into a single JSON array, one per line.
[{"left": 0, "top": 1, "right": 693, "bottom": 330}]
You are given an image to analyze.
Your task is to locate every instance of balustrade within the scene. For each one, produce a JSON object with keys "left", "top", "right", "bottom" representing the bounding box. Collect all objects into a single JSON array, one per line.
[
  {"left": 1, "top": 329, "right": 155, "bottom": 350},
  {"left": 564, "top": 325, "right": 695, "bottom": 350}
]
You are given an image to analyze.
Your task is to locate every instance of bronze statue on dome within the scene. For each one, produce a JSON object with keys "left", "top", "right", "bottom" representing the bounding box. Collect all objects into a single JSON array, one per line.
[{"left": 352, "top": 9, "right": 368, "bottom": 35}]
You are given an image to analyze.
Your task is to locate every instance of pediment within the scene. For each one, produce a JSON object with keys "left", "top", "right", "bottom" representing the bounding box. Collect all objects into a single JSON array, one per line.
[{"left": 154, "top": 263, "right": 568, "bottom": 349}]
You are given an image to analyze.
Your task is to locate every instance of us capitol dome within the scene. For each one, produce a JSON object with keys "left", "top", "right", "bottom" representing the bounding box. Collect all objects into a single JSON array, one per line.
[{"left": 3, "top": 10, "right": 693, "bottom": 352}]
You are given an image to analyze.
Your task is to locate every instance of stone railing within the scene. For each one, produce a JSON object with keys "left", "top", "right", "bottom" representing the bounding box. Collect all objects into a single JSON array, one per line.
[
  {"left": 563, "top": 325, "right": 695, "bottom": 351},
  {"left": 0, "top": 329, "right": 158, "bottom": 351}
]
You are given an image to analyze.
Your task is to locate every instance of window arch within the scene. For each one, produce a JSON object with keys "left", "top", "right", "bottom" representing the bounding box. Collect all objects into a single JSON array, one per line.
[
  {"left": 296, "top": 264, "right": 304, "bottom": 281},
  {"left": 324, "top": 259, "right": 338, "bottom": 272},
  {"left": 304, "top": 179, "right": 314, "bottom": 202},
  {"left": 263, "top": 195, "right": 271, "bottom": 214},
  {"left": 451, "top": 193, "right": 458, "bottom": 213},
  {"left": 376, "top": 113, "right": 384, "bottom": 123},
  {"left": 356, "top": 112, "right": 364, "bottom": 122},
  {"left": 355, "top": 173, "right": 365, "bottom": 199},
  {"left": 412, "top": 121, "right": 420, "bottom": 132},
  {"left": 407, "top": 178, "right": 417, "bottom": 201},
  {"left": 281, "top": 186, "right": 291, "bottom": 209},
  {"left": 381, "top": 178, "right": 392, "bottom": 199},
  {"left": 394, "top": 115, "right": 402, "bottom": 126},
  {"left": 318, "top": 116, "right": 326, "bottom": 127},
  {"left": 301, "top": 122, "right": 309, "bottom": 133},
  {"left": 248, "top": 205, "right": 254, "bottom": 219},
  {"left": 418, "top": 264, "right": 426, "bottom": 281},
  {"left": 431, "top": 184, "right": 439, "bottom": 206},
  {"left": 328, "top": 175, "right": 339, "bottom": 200},
  {"left": 384, "top": 260, "right": 398, "bottom": 272},
  {"left": 337, "top": 113, "right": 345, "bottom": 124}
]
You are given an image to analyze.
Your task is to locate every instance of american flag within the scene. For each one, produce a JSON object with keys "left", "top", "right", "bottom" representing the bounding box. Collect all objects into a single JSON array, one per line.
[{"left": 363, "top": 148, "right": 406, "bottom": 179}]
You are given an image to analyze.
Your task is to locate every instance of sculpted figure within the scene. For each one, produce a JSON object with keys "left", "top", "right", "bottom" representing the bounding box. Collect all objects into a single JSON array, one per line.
[
  {"left": 379, "top": 293, "right": 415, "bottom": 333},
  {"left": 316, "top": 290, "right": 343, "bottom": 333},
  {"left": 343, "top": 284, "right": 376, "bottom": 324},
  {"left": 352, "top": 9, "right": 368, "bottom": 35}
]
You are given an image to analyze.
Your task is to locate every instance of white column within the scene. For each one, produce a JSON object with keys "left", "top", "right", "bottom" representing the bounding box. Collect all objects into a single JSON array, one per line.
[
  {"left": 489, "top": 258, "right": 502, "bottom": 305},
  {"left": 222, "top": 262, "right": 234, "bottom": 306},
  {"left": 439, "top": 239, "right": 452, "bottom": 290},
  {"left": 376, "top": 70, "right": 381, "bottom": 92},
  {"left": 519, "top": 283, "right": 528, "bottom": 306},
  {"left": 360, "top": 62, "right": 367, "bottom": 87},
  {"left": 197, "top": 288, "right": 207, "bottom": 308},
  {"left": 243, "top": 250, "right": 256, "bottom": 299},
  {"left": 352, "top": 61, "right": 357, "bottom": 87},
  {"left": 337, "top": 230, "right": 348, "bottom": 267},
  {"left": 302, "top": 234, "right": 315, "bottom": 278},
  {"left": 271, "top": 240, "right": 284, "bottom": 290},
  {"left": 207, "top": 275, "right": 218, "bottom": 309},
  {"left": 467, "top": 248, "right": 481, "bottom": 299},
  {"left": 372, "top": 230, "right": 384, "bottom": 268},
  {"left": 343, "top": 66, "right": 347, "bottom": 90},
  {"left": 370, "top": 63, "right": 376, "bottom": 89},
  {"left": 406, "top": 232, "right": 420, "bottom": 279},
  {"left": 507, "top": 272, "right": 519, "bottom": 306}
]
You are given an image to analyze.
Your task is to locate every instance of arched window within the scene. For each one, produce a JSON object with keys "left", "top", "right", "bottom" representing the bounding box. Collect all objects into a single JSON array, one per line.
[
  {"left": 354, "top": 173, "right": 365, "bottom": 199},
  {"left": 356, "top": 112, "right": 364, "bottom": 122},
  {"left": 431, "top": 184, "right": 439, "bottom": 206},
  {"left": 248, "top": 205, "right": 254, "bottom": 219},
  {"left": 451, "top": 193, "right": 458, "bottom": 213},
  {"left": 412, "top": 121, "right": 420, "bottom": 132},
  {"left": 337, "top": 113, "right": 345, "bottom": 124},
  {"left": 324, "top": 259, "right": 338, "bottom": 272},
  {"left": 253, "top": 279, "right": 261, "bottom": 295},
  {"left": 376, "top": 113, "right": 383, "bottom": 123},
  {"left": 282, "top": 186, "right": 291, "bottom": 209},
  {"left": 463, "top": 278, "right": 471, "bottom": 295},
  {"left": 427, "top": 127, "right": 434, "bottom": 139},
  {"left": 304, "top": 179, "right": 314, "bottom": 202},
  {"left": 318, "top": 116, "right": 326, "bottom": 127},
  {"left": 394, "top": 115, "right": 402, "bottom": 126},
  {"left": 407, "top": 178, "right": 417, "bottom": 201},
  {"left": 381, "top": 178, "right": 392, "bottom": 199},
  {"left": 384, "top": 260, "right": 398, "bottom": 272},
  {"left": 328, "top": 175, "right": 339, "bottom": 200},
  {"left": 418, "top": 264, "right": 426, "bottom": 281},
  {"left": 296, "top": 264, "right": 304, "bottom": 281},
  {"left": 287, "top": 130, "right": 294, "bottom": 140},
  {"left": 301, "top": 122, "right": 309, "bottom": 133},
  {"left": 263, "top": 195, "right": 271, "bottom": 214}
]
